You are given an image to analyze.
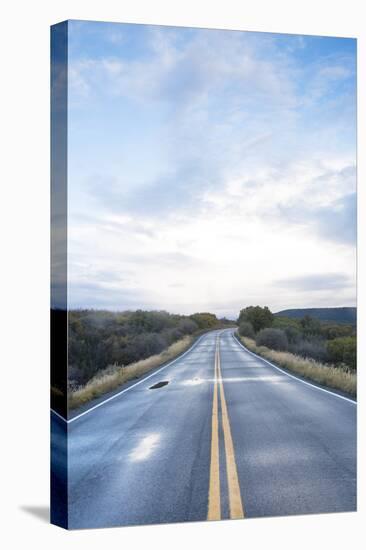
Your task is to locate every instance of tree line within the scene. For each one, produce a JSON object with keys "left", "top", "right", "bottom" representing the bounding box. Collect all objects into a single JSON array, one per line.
[
  {"left": 237, "top": 306, "right": 356, "bottom": 371},
  {"left": 67, "top": 309, "right": 229, "bottom": 388}
]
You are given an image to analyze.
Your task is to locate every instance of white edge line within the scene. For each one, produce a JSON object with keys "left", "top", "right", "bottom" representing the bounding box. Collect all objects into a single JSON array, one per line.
[
  {"left": 232, "top": 332, "right": 357, "bottom": 405},
  {"left": 50, "top": 408, "right": 68, "bottom": 422},
  {"left": 51, "top": 331, "right": 211, "bottom": 424}
]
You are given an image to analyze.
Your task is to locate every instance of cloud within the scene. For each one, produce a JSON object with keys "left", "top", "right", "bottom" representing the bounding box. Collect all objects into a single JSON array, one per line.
[
  {"left": 68, "top": 27, "right": 302, "bottom": 221},
  {"left": 68, "top": 282, "right": 154, "bottom": 310},
  {"left": 314, "top": 193, "right": 356, "bottom": 244},
  {"left": 65, "top": 23, "right": 356, "bottom": 314},
  {"left": 279, "top": 189, "right": 356, "bottom": 246},
  {"left": 274, "top": 273, "right": 352, "bottom": 292},
  {"left": 69, "top": 27, "right": 298, "bottom": 109},
  {"left": 68, "top": 25, "right": 356, "bottom": 223},
  {"left": 81, "top": 166, "right": 207, "bottom": 219}
]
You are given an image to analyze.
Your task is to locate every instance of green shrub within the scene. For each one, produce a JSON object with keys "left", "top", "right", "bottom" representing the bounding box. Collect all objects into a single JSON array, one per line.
[
  {"left": 321, "top": 324, "right": 354, "bottom": 340},
  {"left": 238, "top": 306, "right": 273, "bottom": 333},
  {"left": 68, "top": 309, "right": 204, "bottom": 386},
  {"left": 327, "top": 336, "right": 357, "bottom": 370},
  {"left": 238, "top": 321, "right": 255, "bottom": 338},
  {"left": 300, "top": 315, "right": 322, "bottom": 336},
  {"left": 272, "top": 316, "right": 301, "bottom": 331},
  {"left": 256, "top": 328, "right": 288, "bottom": 351},
  {"left": 290, "top": 337, "right": 329, "bottom": 363},
  {"left": 69, "top": 335, "right": 194, "bottom": 409},
  {"left": 239, "top": 335, "right": 356, "bottom": 397},
  {"left": 189, "top": 312, "right": 219, "bottom": 329},
  {"left": 284, "top": 326, "right": 302, "bottom": 344}
]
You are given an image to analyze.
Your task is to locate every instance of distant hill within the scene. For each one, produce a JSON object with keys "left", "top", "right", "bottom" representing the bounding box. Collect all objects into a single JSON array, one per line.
[{"left": 274, "top": 307, "right": 356, "bottom": 325}]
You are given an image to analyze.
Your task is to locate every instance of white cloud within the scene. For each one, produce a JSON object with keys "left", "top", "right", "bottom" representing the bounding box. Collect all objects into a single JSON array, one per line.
[
  {"left": 69, "top": 27, "right": 298, "bottom": 111},
  {"left": 67, "top": 156, "right": 356, "bottom": 315},
  {"left": 66, "top": 25, "right": 356, "bottom": 316}
]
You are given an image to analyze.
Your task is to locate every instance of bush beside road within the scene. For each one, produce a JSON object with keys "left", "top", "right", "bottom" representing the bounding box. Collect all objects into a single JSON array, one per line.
[{"left": 236, "top": 334, "right": 356, "bottom": 398}]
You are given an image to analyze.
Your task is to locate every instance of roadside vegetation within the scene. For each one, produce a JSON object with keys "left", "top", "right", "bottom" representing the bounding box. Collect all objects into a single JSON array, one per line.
[
  {"left": 237, "top": 305, "right": 357, "bottom": 397},
  {"left": 68, "top": 335, "right": 194, "bottom": 409},
  {"left": 67, "top": 309, "right": 232, "bottom": 409}
]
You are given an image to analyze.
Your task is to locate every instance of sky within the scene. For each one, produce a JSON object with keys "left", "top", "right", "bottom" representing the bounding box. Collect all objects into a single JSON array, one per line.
[{"left": 66, "top": 20, "right": 357, "bottom": 318}]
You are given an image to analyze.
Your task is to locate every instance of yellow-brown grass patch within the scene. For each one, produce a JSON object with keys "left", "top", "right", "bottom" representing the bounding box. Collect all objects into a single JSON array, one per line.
[{"left": 238, "top": 335, "right": 356, "bottom": 397}]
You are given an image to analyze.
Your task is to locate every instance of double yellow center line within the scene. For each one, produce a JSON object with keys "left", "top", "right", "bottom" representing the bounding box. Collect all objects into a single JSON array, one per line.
[{"left": 207, "top": 334, "right": 245, "bottom": 520}]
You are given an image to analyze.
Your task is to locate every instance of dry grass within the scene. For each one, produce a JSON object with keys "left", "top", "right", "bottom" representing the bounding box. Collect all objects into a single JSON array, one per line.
[
  {"left": 68, "top": 335, "right": 194, "bottom": 410},
  {"left": 238, "top": 335, "right": 356, "bottom": 397}
]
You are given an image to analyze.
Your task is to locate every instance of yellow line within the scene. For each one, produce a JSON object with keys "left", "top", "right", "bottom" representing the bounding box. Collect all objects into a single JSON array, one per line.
[
  {"left": 207, "top": 338, "right": 221, "bottom": 520},
  {"left": 217, "top": 337, "right": 245, "bottom": 519}
]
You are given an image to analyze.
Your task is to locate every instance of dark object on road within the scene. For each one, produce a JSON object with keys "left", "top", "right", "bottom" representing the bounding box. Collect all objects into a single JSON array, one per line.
[{"left": 149, "top": 381, "right": 169, "bottom": 389}]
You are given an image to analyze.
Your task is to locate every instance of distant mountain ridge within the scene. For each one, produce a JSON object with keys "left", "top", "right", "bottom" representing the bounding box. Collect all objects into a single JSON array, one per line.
[{"left": 274, "top": 307, "right": 356, "bottom": 325}]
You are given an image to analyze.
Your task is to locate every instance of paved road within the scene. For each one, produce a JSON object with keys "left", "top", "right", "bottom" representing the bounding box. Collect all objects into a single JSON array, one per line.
[{"left": 51, "top": 329, "right": 356, "bottom": 529}]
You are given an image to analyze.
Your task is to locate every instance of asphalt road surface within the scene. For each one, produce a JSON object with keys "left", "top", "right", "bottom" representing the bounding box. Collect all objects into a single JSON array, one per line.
[{"left": 51, "top": 329, "right": 356, "bottom": 529}]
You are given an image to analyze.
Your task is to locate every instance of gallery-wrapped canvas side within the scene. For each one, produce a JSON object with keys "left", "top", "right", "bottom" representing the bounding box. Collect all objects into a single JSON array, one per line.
[{"left": 50, "top": 21, "right": 68, "bottom": 529}]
